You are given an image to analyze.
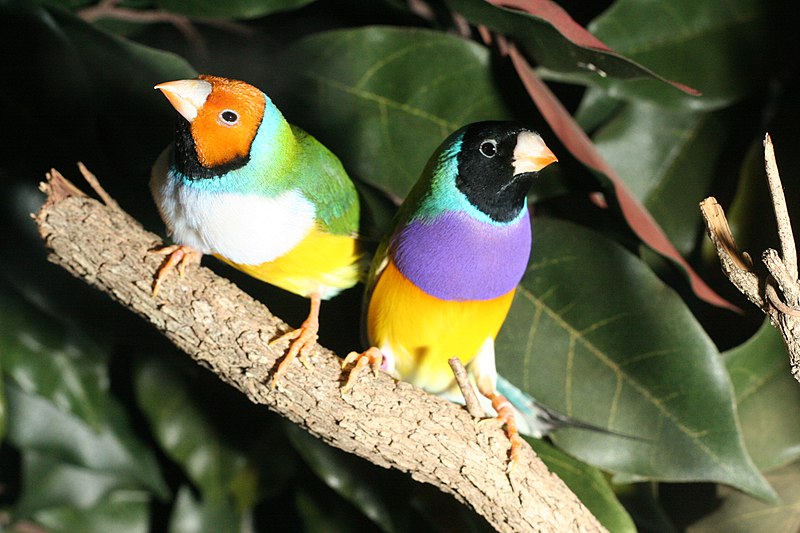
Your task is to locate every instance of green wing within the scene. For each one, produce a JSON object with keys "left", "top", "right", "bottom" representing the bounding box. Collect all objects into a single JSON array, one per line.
[{"left": 291, "top": 126, "right": 359, "bottom": 236}]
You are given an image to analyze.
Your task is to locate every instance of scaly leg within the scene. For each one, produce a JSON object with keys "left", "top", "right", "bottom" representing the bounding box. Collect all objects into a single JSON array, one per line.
[
  {"left": 149, "top": 244, "right": 202, "bottom": 296},
  {"left": 340, "top": 347, "right": 384, "bottom": 394},
  {"left": 270, "top": 293, "right": 322, "bottom": 386},
  {"left": 482, "top": 390, "right": 524, "bottom": 472}
]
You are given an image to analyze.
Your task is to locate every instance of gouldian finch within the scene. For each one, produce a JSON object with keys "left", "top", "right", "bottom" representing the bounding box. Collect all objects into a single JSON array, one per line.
[
  {"left": 342, "top": 121, "right": 557, "bottom": 466},
  {"left": 150, "top": 75, "right": 360, "bottom": 384}
]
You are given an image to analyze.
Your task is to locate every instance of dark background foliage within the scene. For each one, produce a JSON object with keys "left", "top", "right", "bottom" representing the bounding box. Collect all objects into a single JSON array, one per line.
[{"left": 2, "top": 0, "right": 800, "bottom": 531}]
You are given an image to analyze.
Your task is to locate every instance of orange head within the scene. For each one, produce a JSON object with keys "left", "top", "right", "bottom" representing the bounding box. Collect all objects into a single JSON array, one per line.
[{"left": 155, "top": 75, "right": 266, "bottom": 168}]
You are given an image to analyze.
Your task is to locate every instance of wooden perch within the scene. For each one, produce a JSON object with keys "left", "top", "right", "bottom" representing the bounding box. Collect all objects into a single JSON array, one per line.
[
  {"left": 34, "top": 166, "right": 604, "bottom": 533},
  {"left": 701, "top": 134, "right": 800, "bottom": 383}
]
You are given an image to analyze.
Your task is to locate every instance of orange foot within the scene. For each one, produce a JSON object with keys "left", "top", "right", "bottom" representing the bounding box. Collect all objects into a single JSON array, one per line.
[
  {"left": 269, "top": 293, "right": 321, "bottom": 387},
  {"left": 340, "top": 347, "right": 383, "bottom": 394},
  {"left": 483, "top": 391, "right": 524, "bottom": 473},
  {"left": 149, "top": 244, "right": 202, "bottom": 296}
]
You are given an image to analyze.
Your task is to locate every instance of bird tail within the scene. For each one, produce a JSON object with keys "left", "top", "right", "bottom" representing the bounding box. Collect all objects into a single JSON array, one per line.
[{"left": 496, "top": 375, "right": 644, "bottom": 441}]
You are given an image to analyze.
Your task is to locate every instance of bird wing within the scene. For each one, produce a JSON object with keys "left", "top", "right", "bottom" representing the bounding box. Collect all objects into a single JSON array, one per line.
[
  {"left": 359, "top": 235, "right": 391, "bottom": 348},
  {"left": 291, "top": 126, "right": 360, "bottom": 237}
]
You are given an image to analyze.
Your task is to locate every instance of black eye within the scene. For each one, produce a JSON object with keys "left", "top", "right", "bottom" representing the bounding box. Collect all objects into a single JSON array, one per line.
[
  {"left": 479, "top": 140, "right": 497, "bottom": 158},
  {"left": 219, "top": 110, "right": 239, "bottom": 125}
]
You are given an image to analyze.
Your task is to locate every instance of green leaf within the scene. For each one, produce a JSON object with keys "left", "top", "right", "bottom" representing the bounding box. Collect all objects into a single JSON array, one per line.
[
  {"left": 0, "top": 288, "right": 167, "bottom": 499},
  {"left": 14, "top": 451, "right": 150, "bottom": 528},
  {"left": 530, "top": 439, "right": 635, "bottom": 533},
  {"left": 284, "top": 26, "right": 511, "bottom": 199},
  {"left": 29, "top": 491, "right": 150, "bottom": 533},
  {"left": 133, "top": 357, "right": 255, "bottom": 513},
  {"left": 444, "top": 0, "right": 697, "bottom": 98},
  {"left": 286, "top": 423, "right": 493, "bottom": 533},
  {"left": 591, "top": 100, "right": 731, "bottom": 255},
  {"left": 687, "top": 460, "right": 800, "bottom": 533},
  {"left": 496, "top": 217, "right": 774, "bottom": 500},
  {"left": 724, "top": 320, "right": 800, "bottom": 472},
  {"left": 20, "top": 457, "right": 150, "bottom": 533},
  {"left": 0, "top": 357, "right": 5, "bottom": 442},
  {"left": 4, "top": 382, "right": 169, "bottom": 499},
  {"left": 586, "top": 0, "right": 774, "bottom": 108},
  {"left": 155, "top": 0, "right": 315, "bottom": 18},
  {"left": 573, "top": 87, "right": 625, "bottom": 133},
  {"left": 614, "top": 483, "right": 678, "bottom": 533},
  {"left": 168, "top": 485, "right": 241, "bottom": 533},
  {"left": 286, "top": 424, "right": 413, "bottom": 533},
  {"left": 294, "top": 485, "right": 383, "bottom": 533},
  {"left": 0, "top": 288, "right": 109, "bottom": 430}
]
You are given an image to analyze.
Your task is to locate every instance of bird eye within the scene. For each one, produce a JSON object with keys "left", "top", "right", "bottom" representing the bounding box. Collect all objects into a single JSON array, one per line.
[
  {"left": 479, "top": 140, "right": 497, "bottom": 158},
  {"left": 219, "top": 110, "right": 239, "bottom": 125}
]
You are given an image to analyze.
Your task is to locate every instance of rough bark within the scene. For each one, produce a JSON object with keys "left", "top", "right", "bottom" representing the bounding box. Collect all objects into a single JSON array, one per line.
[
  {"left": 34, "top": 167, "right": 605, "bottom": 533},
  {"left": 700, "top": 134, "right": 800, "bottom": 383}
]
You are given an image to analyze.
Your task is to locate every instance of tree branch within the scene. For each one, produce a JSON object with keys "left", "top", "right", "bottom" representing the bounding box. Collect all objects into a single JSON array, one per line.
[
  {"left": 700, "top": 134, "right": 800, "bottom": 383},
  {"left": 34, "top": 167, "right": 604, "bottom": 532}
]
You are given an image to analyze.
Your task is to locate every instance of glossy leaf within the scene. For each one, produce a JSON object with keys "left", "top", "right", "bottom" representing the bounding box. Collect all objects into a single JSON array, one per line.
[
  {"left": 169, "top": 485, "right": 241, "bottom": 533},
  {"left": 294, "top": 486, "right": 377, "bottom": 533},
  {"left": 530, "top": 439, "right": 635, "bottom": 533},
  {"left": 496, "top": 217, "right": 774, "bottom": 500},
  {"left": 591, "top": 100, "right": 731, "bottom": 255},
  {"left": 155, "top": 0, "right": 315, "bottom": 19},
  {"left": 14, "top": 450, "right": 150, "bottom": 533},
  {"left": 0, "top": 288, "right": 167, "bottom": 498},
  {"left": 724, "top": 321, "right": 800, "bottom": 472},
  {"left": 586, "top": 0, "right": 774, "bottom": 108},
  {"left": 0, "top": 356, "right": 5, "bottom": 442},
  {"left": 687, "top": 461, "right": 800, "bottom": 533},
  {"left": 134, "top": 358, "right": 255, "bottom": 514},
  {"left": 0, "top": 288, "right": 109, "bottom": 429},
  {"left": 29, "top": 491, "right": 150, "bottom": 533},
  {"left": 614, "top": 483, "right": 678, "bottom": 533},
  {"left": 284, "top": 26, "right": 511, "bottom": 199},
  {"left": 4, "top": 382, "right": 168, "bottom": 499},
  {"left": 286, "top": 424, "right": 494, "bottom": 533},
  {"left": 287, "top": 424, "right": 415, "bottom": 533},
  {"left": 445, "top": 0, "right": 697, "bottom": 97}
]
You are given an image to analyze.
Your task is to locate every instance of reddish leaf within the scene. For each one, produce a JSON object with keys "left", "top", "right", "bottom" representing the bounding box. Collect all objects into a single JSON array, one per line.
[
  {"left": 489, "top": 0, "right": 611, "bottom": 50},
  {"left": 480, "top": 0, "right": 700, "bottom": 96},
  {"left": 507, "top": 44, "right": 736, "bottom": 311}
]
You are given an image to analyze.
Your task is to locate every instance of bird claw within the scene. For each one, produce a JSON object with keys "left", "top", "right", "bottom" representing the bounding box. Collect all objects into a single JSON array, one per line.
[
  {"left": 149, "top": 244, "right": 201, "bottom": 296},
  {"left": 269, "top": 320, "right": 319, "bottom": 387},
  {"left": 341, "top": 347, "right": 383, "bottom": 394},
  {"left": 484, "top": 392, "right": 523, "bottom": 473}
]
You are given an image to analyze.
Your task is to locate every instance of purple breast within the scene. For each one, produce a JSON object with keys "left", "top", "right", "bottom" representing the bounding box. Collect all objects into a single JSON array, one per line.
[{"left": 392, "top": 210, "right": 531, "bottom": 301}]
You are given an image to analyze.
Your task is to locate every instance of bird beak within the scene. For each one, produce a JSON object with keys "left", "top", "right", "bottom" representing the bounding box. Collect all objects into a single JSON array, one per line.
[
  {"left": 154, "top": 79, "right": 213, "bottom": 123},
  {"left": 513, "top": 131, "right": 558, "bottom": 175}
]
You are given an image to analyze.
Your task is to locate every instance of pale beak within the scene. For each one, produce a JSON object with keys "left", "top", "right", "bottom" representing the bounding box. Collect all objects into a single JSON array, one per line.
[
  {"left": 513, "top": 131, "right": 558, "bottom": 175},
  {"left": 154, "top": 79, "right": 213, "bottom": 123}
]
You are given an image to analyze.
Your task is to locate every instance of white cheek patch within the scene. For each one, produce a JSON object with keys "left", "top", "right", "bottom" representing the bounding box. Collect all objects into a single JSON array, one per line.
[{"left": 154, "top": 171, "right": 316, "bottom": 265}]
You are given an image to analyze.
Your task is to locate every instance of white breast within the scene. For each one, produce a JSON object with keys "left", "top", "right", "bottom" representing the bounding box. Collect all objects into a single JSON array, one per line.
[{"left": 151, "top": 150, "right": 316, "bottom": 265}]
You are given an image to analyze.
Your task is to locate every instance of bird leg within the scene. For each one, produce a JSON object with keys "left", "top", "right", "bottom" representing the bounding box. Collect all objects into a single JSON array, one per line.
[
  {"left": 149, "top": 244, "right": 202, "bottom": 296},
  {"left": 270, "top": 292, "right": 322, "bottom": 386},
  {"left": 481, "top": 390, "right": 524, "bottom": 472},
  {"left": 340, "top": 347, "right": 384, "bottom": 394}
]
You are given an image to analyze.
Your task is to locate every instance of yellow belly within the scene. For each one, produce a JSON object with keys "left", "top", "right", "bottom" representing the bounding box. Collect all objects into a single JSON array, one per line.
[
  {"left": 367, "top": 259, "right": 515, "bottom": 393},
  {"left": 216, "top": 226, "right": 360, "bottom": 299}
]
